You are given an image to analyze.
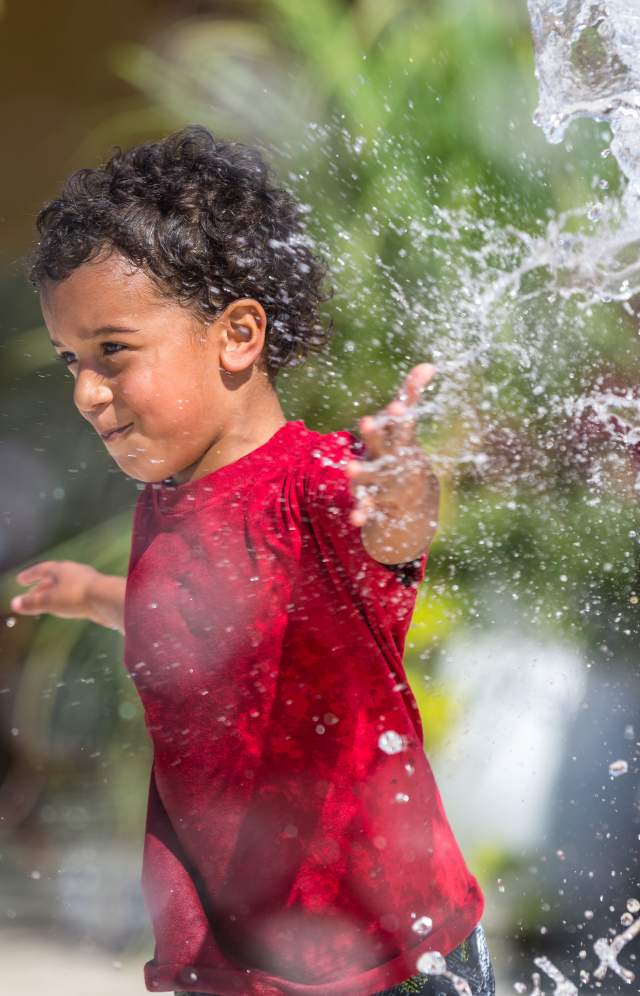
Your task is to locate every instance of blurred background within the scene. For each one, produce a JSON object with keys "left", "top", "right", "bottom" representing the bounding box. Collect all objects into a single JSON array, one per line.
[{"left": 1, "top": 0, "right": 640, "bottom": 992}]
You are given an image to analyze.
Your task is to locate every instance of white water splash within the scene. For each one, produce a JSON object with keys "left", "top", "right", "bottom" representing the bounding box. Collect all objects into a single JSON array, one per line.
[
  {"left": 532, "top": 955, "right": 579, "bottom": 994},
  {"left": 369, "top": 0, "right": 640, "bottom": 498},
  {"left": 528, "top": 0, "right": 640, "bottom": 297},
  {"left": 515, "top": 911, "right": 640, "bottom": 991},
  {"left": 415, "top": 950, "right": 472, "bottom": 995},
  {"left": 592, "top": 910, "right": 640, "bottom": 983},
  {"left": 529, "top": 1, "right": 640, "bottom": 188}
]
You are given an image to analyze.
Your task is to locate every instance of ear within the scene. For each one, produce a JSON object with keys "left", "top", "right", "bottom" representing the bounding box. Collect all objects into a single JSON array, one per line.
[{"left": 219, "top": 298, "right": 267, "bottom": 375}]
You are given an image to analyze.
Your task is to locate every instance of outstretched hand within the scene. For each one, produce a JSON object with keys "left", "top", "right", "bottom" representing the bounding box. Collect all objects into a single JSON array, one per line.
[
  {"left": 11, "top": 560, "right": 100, "bottom": 620},
  {"left": 10, "top": 561, "right": 126, "bottom": 633},
  {"left": 345, "top": 363, "right": 440, "bottom": 563}
]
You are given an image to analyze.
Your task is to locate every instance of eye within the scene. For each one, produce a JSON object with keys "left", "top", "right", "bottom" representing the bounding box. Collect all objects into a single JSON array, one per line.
[
  {"left": 101, "top": 342, "right": 128, "bottom": 359},
  {"left": 56, "top": 343, "right": 128, "bottom": 366}
]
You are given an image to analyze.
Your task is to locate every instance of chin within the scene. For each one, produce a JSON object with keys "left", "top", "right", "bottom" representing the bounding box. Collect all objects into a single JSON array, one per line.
[
  {"left": 110, "top": 454, "right": 176, "bottom": 486},
  {"left": 109, "top": 440, "right": 194, "bottom": 485}
]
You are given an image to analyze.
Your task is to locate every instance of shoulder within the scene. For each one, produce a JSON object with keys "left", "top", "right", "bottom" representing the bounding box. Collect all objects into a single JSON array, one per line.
[
  {"left": 287, "top": 422, "right": 368, "bottom": 528},
  {"left": 289, "top": 421, "right": 364, "bottom": 488}
]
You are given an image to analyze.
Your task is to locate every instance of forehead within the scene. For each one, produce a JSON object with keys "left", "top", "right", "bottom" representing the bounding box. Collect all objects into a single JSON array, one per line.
[{"left": 40, "top": 254, "right": 168, "bottom": 335}]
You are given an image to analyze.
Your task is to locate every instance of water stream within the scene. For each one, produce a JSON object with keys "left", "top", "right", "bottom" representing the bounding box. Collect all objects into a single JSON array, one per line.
[{"left": 408, "top": 3, "right": 640, "bottom": 992}]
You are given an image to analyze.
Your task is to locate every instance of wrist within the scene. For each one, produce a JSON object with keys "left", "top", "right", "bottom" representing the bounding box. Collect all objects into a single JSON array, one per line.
[{"left": 86, "top": 571, "right": 126, "bottom": 633}]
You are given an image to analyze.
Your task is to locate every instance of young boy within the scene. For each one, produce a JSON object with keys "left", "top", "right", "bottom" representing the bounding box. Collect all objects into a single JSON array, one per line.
[{"left": 11, "top": 127, "right": 493, "bottom": 996}]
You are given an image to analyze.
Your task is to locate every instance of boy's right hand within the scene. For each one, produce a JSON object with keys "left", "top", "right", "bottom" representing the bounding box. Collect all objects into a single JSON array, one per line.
[{"left": 10, "top": 560, "right": 100, "bottom": 622}]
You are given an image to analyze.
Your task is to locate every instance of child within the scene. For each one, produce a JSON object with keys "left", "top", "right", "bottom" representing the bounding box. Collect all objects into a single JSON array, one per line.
[{"left": 11, "top": 127, "right": 493, "bottom": 996}]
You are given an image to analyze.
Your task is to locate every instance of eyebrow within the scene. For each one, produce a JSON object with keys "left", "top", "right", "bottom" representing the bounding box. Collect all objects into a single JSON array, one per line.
[{"left": 50, "top": 325, "right": 142, "bottom": 348}]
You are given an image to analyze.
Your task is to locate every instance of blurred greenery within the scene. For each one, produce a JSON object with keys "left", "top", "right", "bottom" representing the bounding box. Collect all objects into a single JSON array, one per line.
[{"left": 2, "top": 0, "right": 640, "bottom": 948}]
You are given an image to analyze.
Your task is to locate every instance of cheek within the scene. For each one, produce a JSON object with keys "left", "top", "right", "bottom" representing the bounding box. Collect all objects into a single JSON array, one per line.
[
  {"left": 121, "top": 359, "right": 213, "bottom": 430},
  {"left": 118, "top": 367, "right": 159, "bottom": 419}
]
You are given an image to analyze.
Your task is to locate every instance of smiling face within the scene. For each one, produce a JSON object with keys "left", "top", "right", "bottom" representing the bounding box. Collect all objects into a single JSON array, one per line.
[{"left": 40, "top": 252, "right": 275, "bottom": 484}]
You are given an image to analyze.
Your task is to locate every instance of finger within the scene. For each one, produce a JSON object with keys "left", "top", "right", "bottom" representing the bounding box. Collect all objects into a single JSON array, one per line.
[
  {"left": 359, "top": 409, "right": 412, "bottom": 459},
  {"left": 358, "top": 415, "right": 387, "bottom": 460},
  {"left": 16, "top": 562, "right": 56, "bottom": 585},
  {"left": 389, "top": 365, "right": 438, "bottom": 448},
  {"left": 385, "top": 398, "right": 415, "bottom": 448},
  {"left": 349, "top": 490, "right": 375, "bottom": 527},
  {"left": 397, "top": 363, "right": 438, "bottom": 408},
  {"left": 376, "top": 365, "right": 438, "bottom": 448},
  {"left": 10, "top": 584, "right": 54, "bottom": 614},
  {"left": 16, "top": 564, "right": 60, "bottom": 590}
]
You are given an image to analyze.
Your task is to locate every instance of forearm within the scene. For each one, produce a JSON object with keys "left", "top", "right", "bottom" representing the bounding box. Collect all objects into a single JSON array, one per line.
[
  {"left": 361, "top": 465, "right": 440, "bottom": 565},
  {"left": 86, "top": 572, "right": 127, "bottom": 634}
]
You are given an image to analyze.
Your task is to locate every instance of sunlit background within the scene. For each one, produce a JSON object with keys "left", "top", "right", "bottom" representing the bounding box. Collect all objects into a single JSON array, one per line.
[{"left": 2, "top": 1, "right": 640, "bottom": 993}]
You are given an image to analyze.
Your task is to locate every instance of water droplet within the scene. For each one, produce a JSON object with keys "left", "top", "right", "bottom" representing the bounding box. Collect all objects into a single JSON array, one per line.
[
  {"left": 416, "top": 951, "right": 446, "bottom": 975},
  {"left": 609, "top": 759, "right": 628, "bottom": 777},
  {"left": 5, "top": 617, "right": 16, "bottom": 628},
  {"left": 323, "top": 712, "right": 340, "bottom": 725},
  {"left": 378, "top": 730, "right": 407, "bottom": 754},
  {"left": 411, "top": 915, "right": 433, "bottom": 936}
]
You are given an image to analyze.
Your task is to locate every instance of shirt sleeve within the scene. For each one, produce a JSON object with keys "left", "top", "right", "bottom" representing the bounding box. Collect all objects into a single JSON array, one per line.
[{"left": 300, "top": 430, "right": 428, "bottom": 628}]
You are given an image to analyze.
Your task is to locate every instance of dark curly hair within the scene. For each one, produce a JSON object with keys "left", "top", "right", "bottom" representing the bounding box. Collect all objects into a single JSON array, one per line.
[{"left": 29, "top": 125, "right": 334, "bottom": 383}]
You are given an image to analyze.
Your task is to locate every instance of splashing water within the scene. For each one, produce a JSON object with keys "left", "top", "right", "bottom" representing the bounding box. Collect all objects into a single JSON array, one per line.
[
  {"left": 367, "top": 1, "right": 640, "bottom": 488},
  {"left": 531, "top": 956, "right": 580, "bottom": 995},
  {"left": 529, "top": 1, "right": 640, "bottom": 200},
  {"left": 527, "top": 0, "right": 640, "bottom": 301},
  {"left": 514, "top": 909, "right": 640, "bottom": 991},
  {"left": 415, "top": 950, "right": 472, "bottom": 996},
  {"left": 363, "top": 196, "right": 640, "bottom": 493},
  {"left": 592, "top": 909, "right": 640, "bottom": 983}
]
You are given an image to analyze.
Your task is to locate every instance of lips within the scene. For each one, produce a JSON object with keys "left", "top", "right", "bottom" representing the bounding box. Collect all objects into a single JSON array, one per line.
[{"left": 101, "top": 423, "right": 133, "bottom": 442}]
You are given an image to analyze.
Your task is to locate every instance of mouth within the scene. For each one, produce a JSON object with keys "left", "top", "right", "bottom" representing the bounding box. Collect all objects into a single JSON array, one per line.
[{"left": 101, "top": 423, "right": 133, "bottom": 442}]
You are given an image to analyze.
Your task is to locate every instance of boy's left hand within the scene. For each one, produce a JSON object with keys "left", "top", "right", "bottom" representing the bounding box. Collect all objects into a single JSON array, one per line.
[{"left": 345, "top": 363, "right": 440, "bottom": 564}]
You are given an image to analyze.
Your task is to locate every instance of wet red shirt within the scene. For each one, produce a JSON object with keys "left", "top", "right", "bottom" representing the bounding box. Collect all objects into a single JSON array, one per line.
[{"left": 123, "top": 419, "right": 484, "bottom": 996}]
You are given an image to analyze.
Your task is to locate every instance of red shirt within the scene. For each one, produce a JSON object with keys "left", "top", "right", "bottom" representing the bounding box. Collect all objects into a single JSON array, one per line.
[{"left": 124, "top": 419, "right": 484, "bottom": 996}]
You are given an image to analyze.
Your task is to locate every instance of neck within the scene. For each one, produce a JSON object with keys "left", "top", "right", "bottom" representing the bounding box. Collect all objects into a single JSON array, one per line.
[{"left": 168, "top": 384, "right": 287, "bottom": 486}]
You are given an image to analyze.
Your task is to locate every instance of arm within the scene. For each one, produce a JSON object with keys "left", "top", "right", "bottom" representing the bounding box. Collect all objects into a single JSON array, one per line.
[
  {"left": 85, "top": 573, "right": 127, "bottom": 634},
  {"left": 11, "top": 561, "right": 126, "bottom": 635},
  {"left": 345, "top": 363, "right": 440, "bottom": 565}
]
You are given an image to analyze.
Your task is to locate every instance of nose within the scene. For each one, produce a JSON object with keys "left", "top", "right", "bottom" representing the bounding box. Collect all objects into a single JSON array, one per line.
[{"left": 73, "top": 366, "right": 115, "bottom": 416}]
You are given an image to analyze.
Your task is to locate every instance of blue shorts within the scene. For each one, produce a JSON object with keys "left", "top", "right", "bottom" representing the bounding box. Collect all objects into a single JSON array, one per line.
[{"left": 175, "top": 922, "right": 496, "bottom": 996}]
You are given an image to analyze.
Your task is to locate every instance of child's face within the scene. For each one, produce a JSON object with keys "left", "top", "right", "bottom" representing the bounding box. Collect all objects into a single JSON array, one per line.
[{"left": 41, "top": 253, "right": 265, "bottom": 484}]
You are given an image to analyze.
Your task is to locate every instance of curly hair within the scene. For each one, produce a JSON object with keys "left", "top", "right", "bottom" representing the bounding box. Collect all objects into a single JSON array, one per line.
[{"left": 29, "top": 126, "right": 334, "bottom": 383}]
